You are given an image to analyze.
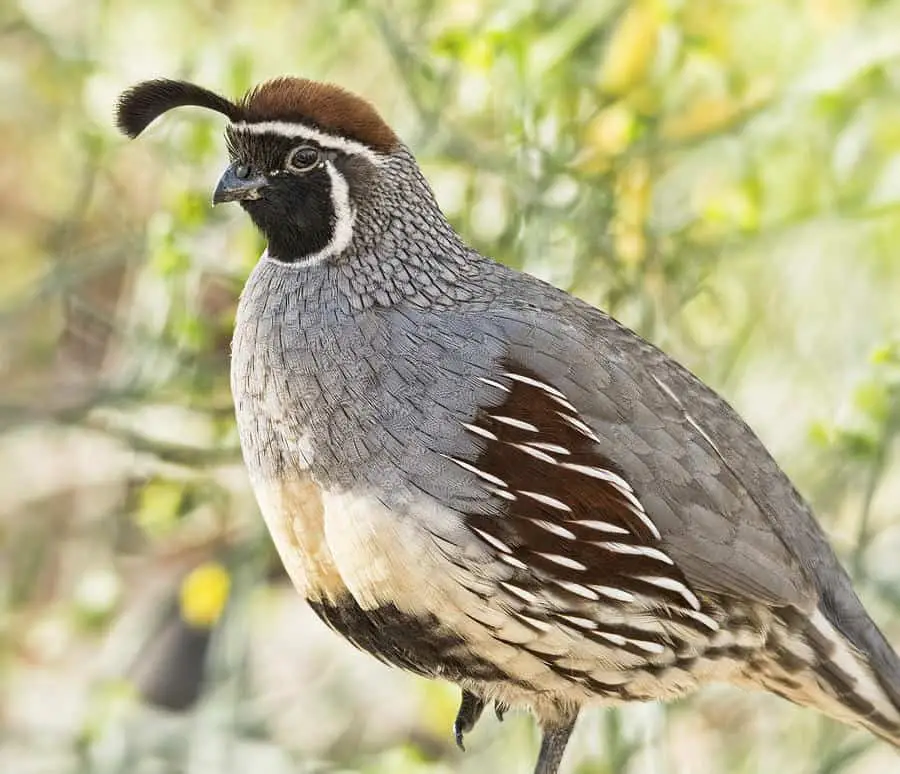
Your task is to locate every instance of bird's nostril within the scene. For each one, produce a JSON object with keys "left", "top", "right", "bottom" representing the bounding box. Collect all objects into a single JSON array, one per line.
[{"left": 235, "top": 164, "right": 250, "bottom": 179}]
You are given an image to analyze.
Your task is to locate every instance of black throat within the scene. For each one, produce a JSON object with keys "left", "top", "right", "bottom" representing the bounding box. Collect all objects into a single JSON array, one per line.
[{"left": 241, "top": 166, "right": 336, "bottom": 263}]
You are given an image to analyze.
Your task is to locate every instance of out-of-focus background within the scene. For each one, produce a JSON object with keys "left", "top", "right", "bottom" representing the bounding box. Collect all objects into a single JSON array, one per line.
[{"left": 2, "top": 0, "right": 900, "bottom": 772}]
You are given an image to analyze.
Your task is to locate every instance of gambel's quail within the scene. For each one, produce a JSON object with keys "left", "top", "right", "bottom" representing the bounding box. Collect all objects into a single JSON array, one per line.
[{"left": 116, "top": 77, "right": 900, "bottom": 773}]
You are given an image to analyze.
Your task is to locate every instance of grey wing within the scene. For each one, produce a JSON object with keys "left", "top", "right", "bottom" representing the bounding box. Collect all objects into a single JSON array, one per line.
[{"left": 481, "top": 303, "right": 819, "bottom": 614}]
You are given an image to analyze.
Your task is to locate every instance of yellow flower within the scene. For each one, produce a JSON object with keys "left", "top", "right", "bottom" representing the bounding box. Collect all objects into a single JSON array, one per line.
[
  {"left": 179, "top": 562, "right": 231, "bottom": 629},
  {"left": 598, "top": 1, "right": 665, "bottom": 95}
]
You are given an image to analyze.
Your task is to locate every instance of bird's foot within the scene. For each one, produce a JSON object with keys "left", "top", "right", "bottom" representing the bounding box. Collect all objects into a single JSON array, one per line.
[{"left": 453, "top": 689, "right": 485, "bottom": 751}]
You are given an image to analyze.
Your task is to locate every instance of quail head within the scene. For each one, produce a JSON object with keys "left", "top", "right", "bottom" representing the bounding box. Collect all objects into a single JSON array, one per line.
[{"left": 116, "top": 77, "right": 900, "bottom": 773}]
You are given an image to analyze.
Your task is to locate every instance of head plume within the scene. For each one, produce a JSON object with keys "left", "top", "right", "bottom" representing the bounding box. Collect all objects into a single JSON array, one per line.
[
  {"left": 115, "top": 77, "right": 398, "bottom": 153},
  {"left": 115, "top": 79, "right": 244, "bottom": 138}
]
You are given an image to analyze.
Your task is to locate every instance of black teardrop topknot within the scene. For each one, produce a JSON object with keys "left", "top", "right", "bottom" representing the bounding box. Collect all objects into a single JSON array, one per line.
[{"left": 115, "top": 79, "right": 245, "bottom": 138}]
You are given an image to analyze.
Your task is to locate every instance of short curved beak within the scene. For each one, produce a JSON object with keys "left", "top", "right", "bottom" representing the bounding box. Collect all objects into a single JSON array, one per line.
[{"left": 212, "top": 164, "right": 268, "bottom": 205}]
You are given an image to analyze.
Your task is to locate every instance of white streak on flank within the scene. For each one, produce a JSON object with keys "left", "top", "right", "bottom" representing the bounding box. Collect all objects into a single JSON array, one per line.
[
  {"left": 589, "top": 584, "right": 636, "bottom": 603},
  {"left": 636, "top": 575, "right": 701, "bottom": 610},
  {"left": 441, "top": 454, "right": 507, "bottom": 488},
  {"left": 230, "top": 121, "right": 383, "bottom": 166},
  {"left": 561, "top": 463, "right": 662, "bottom": 539},
  {"left": 491, "top": 415, "right": 539, "bottom": 433},
  {"left": 470, "top": 527, "right": 512, "bottom": 554},
  {"left": 651, "top": 375, "right": 682, "bottom": 406},
  {"left": 596, "top": 542, "right": 674, "bottom": 565},
  {"left": 577, "top": 519, "right": 631, "bottom": 536},
  {"left": 629, "top": 638, "right": 666, "bottom": 655},
  {"left": 595, "top": 631, "right": 666, "bottom": 655},
  {"left": 518, "top": 490, "right": 572, "bottom": 512},
  {"left": 685, "top": 412, "right": 725, "bottom": 457},
  {"left": 557, "top": 412, "right": 601, "bottom": 442},
  {"left": 510, "top": 443, "right": 558, "bottom": 465},
  {"left": 653, "top": 375, "right": 726, "bottom": 459},
  {"left": 269, "top": 162, "right": 355, "bottom": 269},
  {"left": 807, "top": 608, "right": 898, "bottom": 722},
  {"left": 502, "top": 372, "right": 568, "bottom": 400},
  {"left": 500, "top": 582, "right": 540, "bottom": 604},
  {"left": 526, "top": 441, "right": 571, "bottom": 456},
  {"left": 462, "top": 422, "right": 499, "bottom": 441},
  {"left": 630, "top": 500, "right": 662, "bottom": 540},
  {"left": 558, "top": 613, "right": 597, "bottom": 630},
  {"left": 549, "top": 394, "right": 579, "bottom": 413},
  {"left": 560, "top": 461, "right": 618, "bottom": 482},
  {"left": 478, "top": 376, "right": 511, "bottom": 392},
  {"left": 499, "top": 554, "right": 528, "bottom": 570},
  {"left": 683, "top": 609, "right": 720, "bottom": 632},
  {"left": 488, "top": 486, "right": 517, "bottom": 502},
  {"left": 528, "top": 519, "right": 577, "bottom": 540},
  {"left": 536, "top": 553, "right": 587, "bottom": 571},
  {"left": 514, "top": 612, "right": 553, "bottom": 632},
  {"left": 555, "top": 580, "right": 600, "bottom": 600}
]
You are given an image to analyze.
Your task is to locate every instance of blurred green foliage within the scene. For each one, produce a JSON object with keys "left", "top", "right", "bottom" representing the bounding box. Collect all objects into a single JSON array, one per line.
[{"left": 2, "top": 1, "right": 900, "bottom": 772}]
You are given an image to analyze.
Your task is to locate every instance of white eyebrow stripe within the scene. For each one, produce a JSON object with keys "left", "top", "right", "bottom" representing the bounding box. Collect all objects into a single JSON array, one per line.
[{"left": 229, "top": 120, "right": 384, "bottom": 166}]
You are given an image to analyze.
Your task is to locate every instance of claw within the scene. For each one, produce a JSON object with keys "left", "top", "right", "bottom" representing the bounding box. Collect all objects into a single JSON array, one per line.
[
  {"left": 453, "top": 689, "right": 485, "bottom": 751},
  {"left": 495, "top": 701, "right": 509, "bottom": 722}
]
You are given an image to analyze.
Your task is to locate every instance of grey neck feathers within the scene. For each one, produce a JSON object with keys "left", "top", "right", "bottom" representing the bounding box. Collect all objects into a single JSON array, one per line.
[{"left": 252, "top": 146, "right": 496, "bottom": 317}]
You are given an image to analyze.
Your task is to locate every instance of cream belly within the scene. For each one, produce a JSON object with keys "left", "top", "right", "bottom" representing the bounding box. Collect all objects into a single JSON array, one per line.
[{"left": 247, "top": 473, "right": 756, "bottom": 722}]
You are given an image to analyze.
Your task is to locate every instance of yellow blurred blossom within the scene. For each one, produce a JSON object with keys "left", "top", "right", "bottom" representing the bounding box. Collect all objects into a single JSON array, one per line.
[
  {"left": 179, "top": 562, "right": 232, "bottom": 629},
  {"left": 661, "top": 78, "right": 773, "bottom": 141},
  {"left": 576, "top": 102, "right": 637, "bottom": 172},
  {"left": 598, "top": 0, "right": 666, "bottom": 95}
]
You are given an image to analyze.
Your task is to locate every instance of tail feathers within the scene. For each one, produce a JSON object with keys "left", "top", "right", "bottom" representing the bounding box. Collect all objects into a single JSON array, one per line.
[{"left": 760, "top": 608, "right": 900, "bottom": 748}]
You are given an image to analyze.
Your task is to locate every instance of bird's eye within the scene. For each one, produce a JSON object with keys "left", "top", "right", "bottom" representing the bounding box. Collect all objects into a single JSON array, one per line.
[{"left": 285, "top": 145, "right": 320, "bottom": 173}]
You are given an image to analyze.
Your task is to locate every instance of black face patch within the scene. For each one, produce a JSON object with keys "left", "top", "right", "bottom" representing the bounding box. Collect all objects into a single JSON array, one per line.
[
  {"left": 308, "top": 597, "right": 509, "bottom": 684},
  {"left": 223, "top": 131, "right": 335, "bottom": 262},
  {"left": 239, "top": 164, "right": 335, "bottom": 262}
]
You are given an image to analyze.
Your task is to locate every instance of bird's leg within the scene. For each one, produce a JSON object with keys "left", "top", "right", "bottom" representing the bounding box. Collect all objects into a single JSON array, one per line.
[
  {"left": 534, "top": 715, "right": 577, "bottom": 774},
  {"left": 453, "top": 689, "right": 485, "bottom": 751}
]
